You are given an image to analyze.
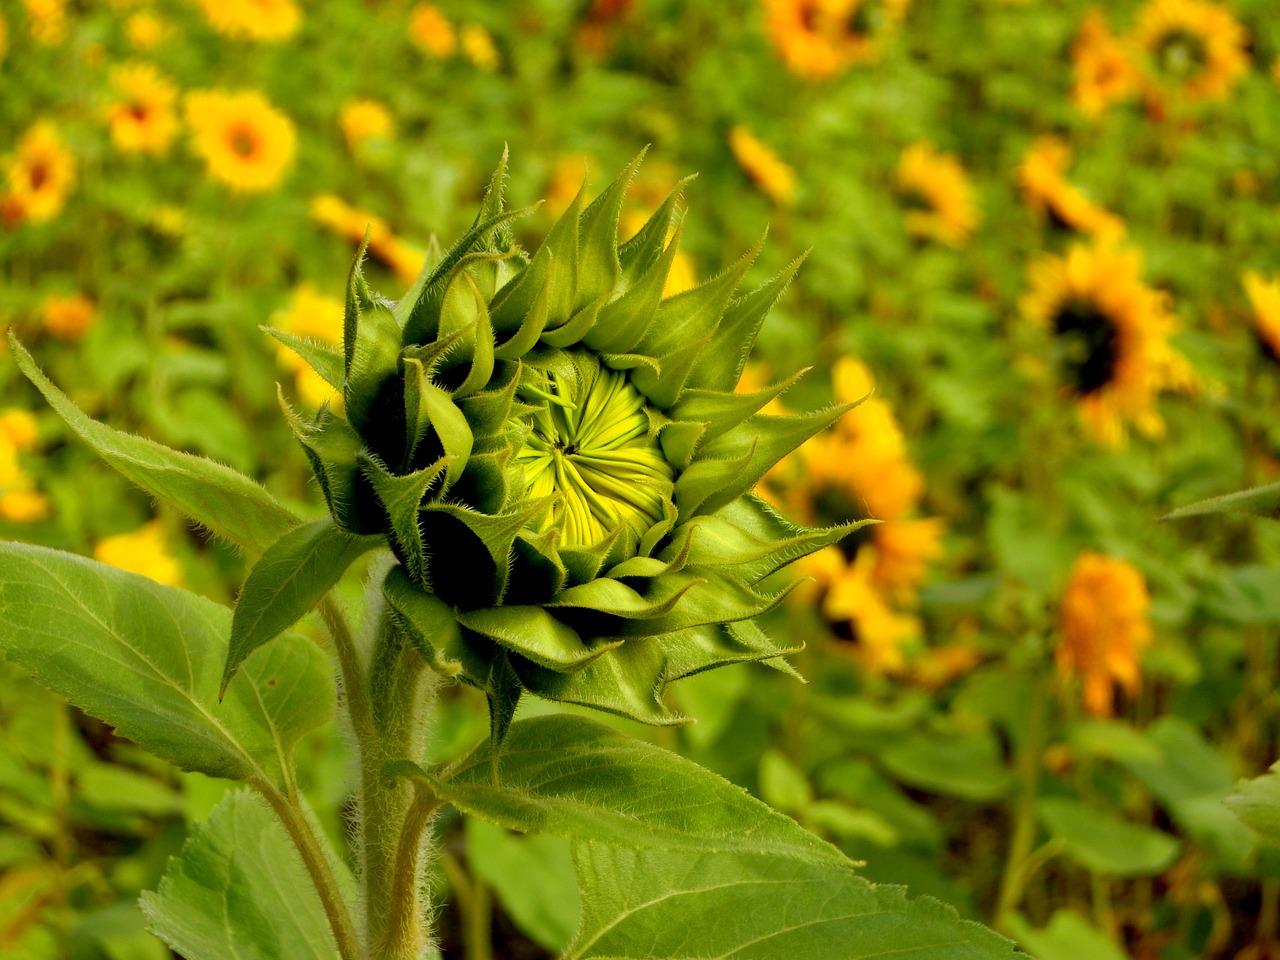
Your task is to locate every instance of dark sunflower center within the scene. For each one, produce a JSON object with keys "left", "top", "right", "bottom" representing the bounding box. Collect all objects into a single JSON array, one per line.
[
  {"left": 843, "top": 0, "right": 883, "bottom": 38},
  {"left": 1155, "top": 30, "right": 1206, "bottom": 79},
  {"left": 516, "top": 357, "right": 674, "bottom": 548},
  {"left": 28, "top": 162, "right": 49, "bottom": 191},
  {"left": 227, "top": 123, "right": 260, "bottom": 159},
  {"left": 900, "top": 187, "right": 934, "bottom": 214},
  {"left": 1053, "top": 298, "right": 1118, "bottom": 396}
]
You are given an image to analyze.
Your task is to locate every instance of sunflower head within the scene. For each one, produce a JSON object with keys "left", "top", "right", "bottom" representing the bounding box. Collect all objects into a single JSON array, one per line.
[
  {"left": 1134, "top": 0, "right": 1248, "bottom": 102},
  {"left": 275, "top": 151, "right": 859, "bottom": 737}
]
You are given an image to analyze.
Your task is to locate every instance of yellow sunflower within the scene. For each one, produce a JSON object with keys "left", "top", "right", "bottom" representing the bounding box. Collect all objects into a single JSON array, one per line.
[
  {"left": 185, "top": 90, "right": 296, "bottom": 193},
  {"left": 460, "top": 22, "right": 499, "bottom": 71},
  {"left": 763, "top": 0, "right": 910, "bottom": 80},
  {"left": 105, "top": 62, "right": 179, "bottom": 157},
  {"left": 339, "top": 98, "right": 394, "bottom": 151},
  {"left": 4, "top": 122, "right": 75, "bottom": 225},
  {"left": 728, "top": 126, "right": 797, "bottom": 207},
  {"left": 0, "top": 411, "right": 48, "bottom": 524},
  {"left": 1071, "top": 8, "right": 1142, "bottom": 117},
  {"left": 1058, "top": 552, "right": 1152, "bottom": 717},
  {"left": 1017, "top": 136, "right": 1125, "bottom": 240},
  {"left": 1133, "top": 0, "right": 1248, "bottom": 102},
  {"left": 309, "top": 194, "right": 424, "bottom": 284},
  {"left": 1020, "top": 241, "right": 1198, "bottom": 447},
  {"left": 40, "top": 292, "right": 97, "bottom": 342},
  {"left": 897, "top": 142, "right": 979, "bottom": 247},
  {"left": 93, "top": 520, "right": 184, "bottom": 587},
  {"left": 270, "top": 284, "right": 344, "bottom": 409},
  {"left": 23, "top": 0, "right": 66, "bottom": 45},
  {"left": 1243, "top": 271, "right": 1280, "bottom": 362},
  {"left": 809, "top": 548, "right": 921, "bottom": 675},
  {"left": 125, "top": 11, "right": 170, "bottom": 50},
  {"left": 1, "top": 12, "right": 8, "bottom": 62},
  {"left": 194, "top": 0, "right": 299, "bottom": 42},
  {"left": 409, "top": 3, "right": 457, "bottom": 59}
]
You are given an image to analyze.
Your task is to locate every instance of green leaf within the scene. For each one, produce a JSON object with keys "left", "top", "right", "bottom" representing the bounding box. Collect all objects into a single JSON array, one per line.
[
  {"left": 0, "top": 544, "right": 333, "bottom": 790},
  {"left": 1035, "top": 797, "right": 1180, "bottom": 876},
  {"left": 429, "top": 715, "right": 847, "bottom": 864},
  {"left": 224, "top": 518, "right": 380, "bottom": 695},
  {"left": 1162, "top": 480, "right": 1280, "bottom": 521},
  {"left": 455, "top": 605, "right": 619, "bottom": 671},
  {"left": 1004, "top": 910, "right": 1128, "bottom": 960},
  {"left": 1225, "top": 760, "right": 1280, "bottom": 847},
  {"left": 141, "top": 790, "right": 341, "bottom": 960},
  {"left": 10, "top": 335, "right": 298, "bottom": 553},
  {"left": 465, "top": 819, "right": 579, "bottom": 953},
  {"left": 879, "top": 728, "right": 1013, "bottom": 802},
  {"left": 261, "top": 327, "right": 344, "bottom": 392},
  {"left": 565, "top": 845, "right": 1020, "bottom": 960}
]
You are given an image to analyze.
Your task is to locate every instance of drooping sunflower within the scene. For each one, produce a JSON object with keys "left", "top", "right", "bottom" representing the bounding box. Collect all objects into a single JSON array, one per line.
[
  {"left": 1071, "top": 8, "right": 1142, "bottom": 118},
  {"left": 1020, "top": 241, "right": 1198, "bottom": 447},
  {"left": 896, "top": 142, "right": 980, "bottom": 248},
  {"left": 1058, "top": 552, "right": 1152, "bottom": 717},
  {"left": 105, "top": 62, "right": 179, "bottom": 157},
  {"left": 763, "top": 0, "right": 910, "bottom": 80},
  {"left": 1133, "top": 0, "right": 1248, "bottom": 102},
  {"left": 184, "top": 90, "right": 296, "bottom": 194},
  {"left": 4, "top": 121, "right": 75, "bottom": 225},
  {"left": 1017, "top": 136, "right": 1125, "bottom": 240},
  {"left": 268, "top": 153, "right": 858, "bottom": 731},
  {"left": 728, "top": 126, "right": 797, "bottom": 208},
  {"left": 339, "top": 99, "right": 394, "bottom": 152},
  {"left": 1243, "top": 271, "right": 1280, "bottom": 363},
  {"left": 194, "top": 0, "right": 299, "bottom": 42}
]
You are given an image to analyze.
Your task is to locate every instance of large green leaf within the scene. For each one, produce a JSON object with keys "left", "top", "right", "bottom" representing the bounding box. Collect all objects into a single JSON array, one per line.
[
  {"left": 1225, "top": 760, "right": 1280, "bottom": 847},
  {"left": 427, "top": 715, "right": 846, "bottom": 865},
  {"left": 564, "top": 845, "right": 1021, "bottom": 960},
  {"left": 0, "top": 543, "right": 332, "bottom": 790},
  {"left": 11, "top": 335, "right": 299, "bottom": 553},
  {"left": 141, "top": 790, "right": 340, "bottom": 960},
  {"left": 224, "top": 517, "right": 380, "bottom": 694},
  {"left": 1035, "top": 797, "right": 1180, "bottom": 877}
]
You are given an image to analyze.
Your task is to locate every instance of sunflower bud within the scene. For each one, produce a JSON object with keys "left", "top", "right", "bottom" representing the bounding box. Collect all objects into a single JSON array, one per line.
[{"left": 275, "top": 150, "right": 861, "bottom": 736}]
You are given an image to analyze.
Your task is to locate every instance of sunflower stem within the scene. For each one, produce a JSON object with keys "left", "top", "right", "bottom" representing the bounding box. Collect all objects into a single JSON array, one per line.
[
  {"left": 994, "top": 667, "right": 1048, "bottom": 929},
  {"left": 361, "top": 606, "right": 435, "bottom": 960}
]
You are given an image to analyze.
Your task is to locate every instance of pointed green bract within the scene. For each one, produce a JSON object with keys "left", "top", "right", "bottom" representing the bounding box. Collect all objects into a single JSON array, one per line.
[{"left": 284, "top": 154, "right": 863, "bottom": 732}]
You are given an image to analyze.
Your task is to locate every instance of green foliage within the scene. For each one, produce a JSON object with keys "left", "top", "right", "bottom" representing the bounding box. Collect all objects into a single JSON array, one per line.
[
  {"left": 1226, "top": 760, "right": 1280, "bottom": 848},
  {"left": 140, "top": 790, "right": 342, "bottom": 960},
  {"left": 0, "top": 543, "right": 332, "bottom": 790}
]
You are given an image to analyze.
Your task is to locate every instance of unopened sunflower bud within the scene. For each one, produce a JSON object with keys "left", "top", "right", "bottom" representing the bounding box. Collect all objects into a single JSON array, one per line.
[{"left": 275, "top": 150, "right": 864, "bottom": 737}]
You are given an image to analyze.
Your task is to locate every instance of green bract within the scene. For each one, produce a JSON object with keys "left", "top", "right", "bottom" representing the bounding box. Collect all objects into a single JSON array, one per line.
[{"left": 272, "top": 151, "right": 861, "bottom": 735}]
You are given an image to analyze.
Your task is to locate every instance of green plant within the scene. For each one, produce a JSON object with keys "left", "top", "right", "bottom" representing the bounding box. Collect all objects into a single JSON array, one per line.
[{"left": 0, "top": 155, "right": 1019, "bottom": 960}]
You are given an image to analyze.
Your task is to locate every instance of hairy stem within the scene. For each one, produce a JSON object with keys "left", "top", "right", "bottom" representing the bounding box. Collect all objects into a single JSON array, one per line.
[
  {"left": 363, "top": 611, "right": 434, "bottom": 960},
  {"left": 258, "top": 782, "right": 363, "bottom": 960}
]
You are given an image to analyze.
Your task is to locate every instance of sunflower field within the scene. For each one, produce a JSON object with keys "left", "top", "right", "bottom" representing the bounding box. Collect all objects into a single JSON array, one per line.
[{"left": 4, "top": 0, "right": 1280, "bottom": 958}]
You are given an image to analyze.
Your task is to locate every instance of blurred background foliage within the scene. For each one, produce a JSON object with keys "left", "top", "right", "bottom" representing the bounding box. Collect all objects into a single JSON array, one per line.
[{"left": 3, "top": 0, "right": 1280, "bottom": 957}]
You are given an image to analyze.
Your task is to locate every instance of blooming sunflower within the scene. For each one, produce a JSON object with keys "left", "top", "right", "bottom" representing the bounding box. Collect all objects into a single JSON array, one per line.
[
  {"left": 195, "top": 0, "right": 299, "bottom": 42},
  {"left": 409, "top": 3, "right": 456, "bottom": 59},
  {"left": 125, "top": 11, "right": 170, "bottom": 50},
  {"left": 1071, "top": 8, "right": 1142, "bottom": 118},
  {"left": 0, "top": 411, "right": 48, "bottom": 524},
  {"left": 105, "top": 62, "right": 180, "bottom": 157},
  {"left": 4, "top": 122, "right": 75, "bottom": 225},
  {"left": 1243, "top": 271, "right": 1280, "bottom": 363},
  {"left": 1133, "top": 0, "right": 1248, "bottom": 102},
  {"left": 339, "top": 99, "right": 394, "bottom": 152},
  {"left": 262, "top": 153, "right": 859, "bottom": 731},
  {"left": 269, "top": 285, "right": 345, "bottom": 410},
  {"left": 763, "top": 0, "right": 909, "bottom": 79},
  {"left": 1058, "top": 552, "right": 1152, "bottom": 717},
  {"left": 1017, "top": 136, "right": 1125, "bottom": 240},
  {"left": 40, "top": 293, "right": 97, "bottom": 342},
  {"left": 728, "top": 126, "right": 797, "bottom": 207},
  {"left": 896, "top": 142, "right": 979, "bottom": 247},
  {"left": 185, "top": 90, "right": 296, "bottom": 194},
  {"left": 23, "top": 0, "right": 66, "bottom": 45},
  {"left": 1021, "top": 241, "right": 1198, "bottom": 447}
]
